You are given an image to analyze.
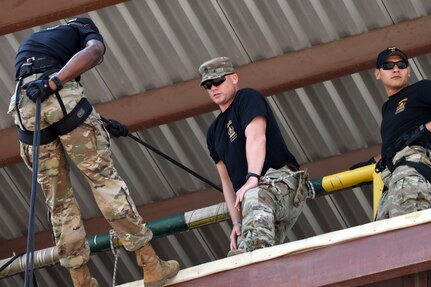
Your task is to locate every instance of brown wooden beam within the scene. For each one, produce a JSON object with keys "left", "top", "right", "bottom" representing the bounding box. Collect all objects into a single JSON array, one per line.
[
  {"left": 171, "top": 221, "right": 431, "bottom": 287},
  {"left": 95, "top": 15, "right": 431, "bottom": 130},
  {"left": 0, "top": 0, "right": 125, "bottom": 36},
  {"left": 0, "top": 145, "right": 379, "bottom": 260},
  {"left": 1, "top": 15, "right": 430, "bottom": 168}
]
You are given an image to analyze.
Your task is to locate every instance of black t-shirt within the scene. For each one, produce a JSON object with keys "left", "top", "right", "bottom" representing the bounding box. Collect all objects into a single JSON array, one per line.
[
  {"left": 15, "top": 24, "right": 104, "bottom": 73},
  {"left": 381, "top": 80, "right": 431, "bottom": 155},
  {"left": 207, "top": 88, "right": 298, "bottom": 191}
]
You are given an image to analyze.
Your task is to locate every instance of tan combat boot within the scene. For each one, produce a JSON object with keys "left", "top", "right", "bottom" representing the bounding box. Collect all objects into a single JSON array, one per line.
[
  {"left": 136, "top": 243, "right": 180, "bottom": 287},
  {"left": 69, "top": 264, "right": 99, "bottom": 287}
]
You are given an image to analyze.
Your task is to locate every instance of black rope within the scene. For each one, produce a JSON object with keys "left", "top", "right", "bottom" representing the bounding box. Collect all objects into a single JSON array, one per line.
[
  {"left": 0, "top": 252, "right": 39, "bottom": 286},
  {"left": 24, "top": 97, "right": 41, "bottom": 287},
  {"left": 0, "top": 252, "right": 25, "bottom": 273},
  {"left": 101, "top": 117, "right": 222, "bottom": 192}
]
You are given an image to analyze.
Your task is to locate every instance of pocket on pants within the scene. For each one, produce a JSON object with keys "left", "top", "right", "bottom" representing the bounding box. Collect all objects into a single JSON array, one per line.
[
  {"left": 82, "top": 112, "right": 111, "bottom": 153},
  {"left": 20, "top": 144, "right": 33, "bottom": 169}
]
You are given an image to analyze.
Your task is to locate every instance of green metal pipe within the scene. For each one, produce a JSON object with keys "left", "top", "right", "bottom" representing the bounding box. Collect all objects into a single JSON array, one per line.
[
  {"left": 71, "top": 165, "right": 378, "bottom": 254},
  {"left": 147, "top": 213, "right": 188, "bottom": 237},
  {"left": 0, "top": 166, "right": 375, "bottom": 279}
]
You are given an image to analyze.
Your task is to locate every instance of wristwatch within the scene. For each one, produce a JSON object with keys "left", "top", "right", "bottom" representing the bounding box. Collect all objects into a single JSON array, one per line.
[
  {"left": 50, "top": 76, "right": 63, "bottom": 90},
  {"left": 245, "top": 172, "right": 260, "bottom": 180}
]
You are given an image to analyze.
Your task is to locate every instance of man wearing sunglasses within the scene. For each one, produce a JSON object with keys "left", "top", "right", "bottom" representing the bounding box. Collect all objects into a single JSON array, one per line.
[
  {"left": 352, "top": 47, "right": 431, "bottom": 220},
  {"left": 199, "top": 57, "right": 309, "bottom": 256}
]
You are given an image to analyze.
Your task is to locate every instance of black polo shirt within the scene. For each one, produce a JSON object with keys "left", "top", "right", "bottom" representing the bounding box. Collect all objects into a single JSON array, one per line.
[
  {"left": 15, "top": 24, "right": 104, "bottom": 74},
  {"left": 381, "top": 80, "right": 431, "bottom": 155},
  {"left": 207, "top": 88, "right": 298, "bottom": 191}
]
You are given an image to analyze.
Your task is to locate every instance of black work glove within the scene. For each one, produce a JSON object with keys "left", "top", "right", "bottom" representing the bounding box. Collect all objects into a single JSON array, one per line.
[
  {"left": 349, "top": 157, "right": 376, "bottom": 170},
  {"left": 105, "top": 119, "right": 129, "bottom": 138},
  {"left": 23, "top": 79, "right": 54, "bottom": 103}
]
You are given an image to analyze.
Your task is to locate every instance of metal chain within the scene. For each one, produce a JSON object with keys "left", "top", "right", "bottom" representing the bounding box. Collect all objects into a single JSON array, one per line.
[{"left": 109, "top": 230, "right": 121, "bottom": 287}]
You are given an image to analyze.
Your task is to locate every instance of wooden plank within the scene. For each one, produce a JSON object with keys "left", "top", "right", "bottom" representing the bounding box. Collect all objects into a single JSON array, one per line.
[
  {"left": 0, "top": 0, "right": 125, "bottom": 35},
  {"left": 157, "top": 210, "right": 431, "bottom": 287}
]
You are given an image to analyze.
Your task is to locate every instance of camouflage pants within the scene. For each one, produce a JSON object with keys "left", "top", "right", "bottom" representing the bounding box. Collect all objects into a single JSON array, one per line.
[
  {"left": 237, "top": 165, "right": 306, "bottom": 252},
  {"left": 8, "top": 78, "right": 152, "bottom": 269},
  {"left": 377, "top": 145, "right": 431, "bottom": 220}
]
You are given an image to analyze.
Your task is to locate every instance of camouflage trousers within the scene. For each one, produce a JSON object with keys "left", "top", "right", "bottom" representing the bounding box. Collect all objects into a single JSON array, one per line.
[
  {"left": 8, "top": 78, "right": 152, "bottom": 269},
  {"left": 377, "top": 145, "right": 431, "bottom": 220},
  {"left": 237, "top": 165, "right": 306, "bottom": 252}
]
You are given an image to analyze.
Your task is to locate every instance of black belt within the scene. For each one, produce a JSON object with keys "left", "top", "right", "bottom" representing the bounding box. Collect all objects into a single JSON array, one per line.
[
  {"left": 16, "top": 57, "right": 63, "bottom": 80},
  {"left": 17, "top": 98, "right": 93, "bottom": 145},
  {"left": 18, "top": 126, "right": 57, "bottom": 145},
  {"left": 401, "top": 161, "right": 431, "bottom": 184},
  {"left": 383, "top": 157, "right": 431, "bottom": 186}
]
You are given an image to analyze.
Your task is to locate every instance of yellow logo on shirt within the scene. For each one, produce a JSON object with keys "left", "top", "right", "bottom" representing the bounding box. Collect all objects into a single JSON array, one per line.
[
  {"left": 395, "top": 98, "right": 407, "bottom": 114},
  {"left": 227, "top": 120, "right": 237, "bottom": 142}
]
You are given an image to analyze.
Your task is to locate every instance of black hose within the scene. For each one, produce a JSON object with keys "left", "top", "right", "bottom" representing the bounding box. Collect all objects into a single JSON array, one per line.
[{"left": 0, "top": 252, "right": 25, "bottom": 273}]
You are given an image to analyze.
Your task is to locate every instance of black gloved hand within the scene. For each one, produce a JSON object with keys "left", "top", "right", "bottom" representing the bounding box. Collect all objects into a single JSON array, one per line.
[
  {"left": 106, "top": 119, "right": 129, "bottom": 138},
  {"left": 23, "top": 79, "right": 54, "bottom": 103},
  {"left": 349, "top": 157, "right": 376, "bottom": 170}
]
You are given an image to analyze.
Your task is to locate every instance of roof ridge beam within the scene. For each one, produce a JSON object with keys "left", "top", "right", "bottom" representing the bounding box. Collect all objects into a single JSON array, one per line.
[{"left": 1, "top": 15, "right": 431, "bottom": 167}]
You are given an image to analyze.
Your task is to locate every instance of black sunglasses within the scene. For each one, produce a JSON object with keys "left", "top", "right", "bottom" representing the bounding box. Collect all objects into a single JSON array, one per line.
[
  {"left": 380, "top": 61, "right": 408, "bottom": 70},
  {"left": 202, "top": 76, "right": 226, "bottom": 90}
]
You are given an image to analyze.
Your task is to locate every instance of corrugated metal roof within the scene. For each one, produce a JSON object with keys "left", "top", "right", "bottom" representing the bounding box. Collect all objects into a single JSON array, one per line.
[{"left": 1, "top": 0, "right": 431, "bottom": 286}]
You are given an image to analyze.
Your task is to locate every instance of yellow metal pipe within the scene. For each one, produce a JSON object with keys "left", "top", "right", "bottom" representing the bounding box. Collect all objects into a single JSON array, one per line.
[
  {"left": 321, "top": 164, "right": 375, "bottom": 193},
  {"left": 373, "top": 169, "right": 385, "bottom": 219}
]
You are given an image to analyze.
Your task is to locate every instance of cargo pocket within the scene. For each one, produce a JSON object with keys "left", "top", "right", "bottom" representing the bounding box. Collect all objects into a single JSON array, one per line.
[
  {"left": 20, "top": 143, "right": 33, "bottom": 170},
  {"left": 84, "top": 112, "right": 111, "bottom": 153}
]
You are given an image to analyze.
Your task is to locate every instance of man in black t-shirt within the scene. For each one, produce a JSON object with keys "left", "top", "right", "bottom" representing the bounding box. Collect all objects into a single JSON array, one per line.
[
  {"left": 371, "top": 47, "right": 431, "bottom": 220},
  {"left": 8, "top": 18, "right": 178, "bottom": 286},
  {"left": 199, "top": 57, "right": 309, "bottom": 256}
]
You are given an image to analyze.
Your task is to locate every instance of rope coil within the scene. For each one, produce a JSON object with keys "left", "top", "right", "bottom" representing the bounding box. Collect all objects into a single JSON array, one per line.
[{"left": 109, "top": 230, "right": 121, "bottom": 287}]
